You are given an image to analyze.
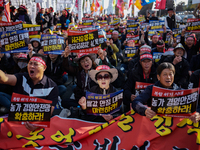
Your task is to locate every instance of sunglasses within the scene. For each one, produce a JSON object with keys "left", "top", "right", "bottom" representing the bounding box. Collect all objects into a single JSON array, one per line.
[{"left": 96, "top": 74, "right": 110, "bottom": 80}]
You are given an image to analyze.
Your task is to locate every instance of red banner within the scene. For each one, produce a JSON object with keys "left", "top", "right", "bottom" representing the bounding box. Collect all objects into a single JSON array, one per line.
[
  {"left": 0, "top": 110, "right": 199, "bottom": 149},
  {"left": 155, "top": 0, "right": 166, "bottom": 10}
]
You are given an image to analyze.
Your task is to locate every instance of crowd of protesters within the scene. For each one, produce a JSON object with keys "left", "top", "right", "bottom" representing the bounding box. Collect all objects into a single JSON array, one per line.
[{"left": 0, "top": 4, "right": 200, "bottom": 129}]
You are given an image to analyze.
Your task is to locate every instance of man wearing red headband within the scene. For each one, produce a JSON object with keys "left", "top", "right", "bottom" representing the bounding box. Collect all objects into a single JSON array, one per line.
[
  {"left": 123, "top": 52, "right": 157, "bottom": 112},
  {"left": 181, "top": 28, "right": 199, "bottom": 62},
  {"left": 145, "top": 25, "right": 167, "bottom": 49},
  {"left": 47, "top": 7, "right": 54, "bottom": 31},
  {"left": 164, "top": 8, "right": 181, "bottom": 30},
  {"left": 0, "top": 53, "right": 58, "bottom": 130},
  {"left": 151, "top": 40, "right": 166, "bottom": 54}
]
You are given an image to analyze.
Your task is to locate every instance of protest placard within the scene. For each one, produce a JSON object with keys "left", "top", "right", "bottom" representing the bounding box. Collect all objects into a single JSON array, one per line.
[
  {"left": 82, "top": 18, "right": 94, "bottom": 26},
  {"left": 23, "top": 24, "right": 41, "bottom": 39},
  {"left": 68, "top": 29, "right": 99, "bottom": 53},
  {"left": 124, "top": 46, "right": 138, "bottom": 58},
  {"left": 151, "top": 86, "right": 198, "bottom": 117},
  {"left": 8, "top": 93, "right": 52, "bottom": 128},
  {"left": 186, "top": 18, "right": 200, "bottom": 32},
  {"left": 0, "top": 30, "right": 29, "bottom": 53},
  {"left": 153, "top": 52, "right": 163, "bottom": 62},
  {"left": 126, "top": 34, "right": 139, "bottom": 46},
  {"left": 41, "top": 34, "right": 65, "bottom": 54},
  {"left": 86, "top": 90, "right": 123, "bottom": 115},
  {"left": 135, "top": 82, "right": 153, "bottom": 96},
  {"left": 0, "top": 21, "right": 23, "bottom": 32}
]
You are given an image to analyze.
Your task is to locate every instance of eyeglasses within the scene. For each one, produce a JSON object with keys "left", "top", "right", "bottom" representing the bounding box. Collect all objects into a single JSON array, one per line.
[{"left": 96, "top": 74, "right": 110, "bottom": 80}]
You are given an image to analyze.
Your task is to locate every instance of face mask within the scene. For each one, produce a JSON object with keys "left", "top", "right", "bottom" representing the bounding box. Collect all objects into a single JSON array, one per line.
[
  {"left": 19, "top": 10, "right": 24, "bottom": 15},
  {"left": 18, "top": 61, "right": 27, "bottom": 69}
]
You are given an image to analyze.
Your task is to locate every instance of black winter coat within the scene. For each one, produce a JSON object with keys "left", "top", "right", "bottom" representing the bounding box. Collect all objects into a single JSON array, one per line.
[
  {"left": 123, "top": 62, "right": 158, "bottom": 106},
  {"left": 163, "top": 55, "right": 189, "bottom": 89},
  {"left": 45, "top": 55, "right": 65, "bottom": 85},
  {"left": 13, "top": 13, "right": 32, "bottom": 24}
]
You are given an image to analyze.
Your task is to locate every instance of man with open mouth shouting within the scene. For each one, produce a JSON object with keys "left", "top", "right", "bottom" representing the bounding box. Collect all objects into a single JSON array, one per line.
[{"left": 0, "top": 53, "right": 58, "bottom": 131}]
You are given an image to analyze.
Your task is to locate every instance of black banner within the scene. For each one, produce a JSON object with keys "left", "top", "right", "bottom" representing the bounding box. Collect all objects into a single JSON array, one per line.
[
  {"left": 151, "top": 86, "right": 199, "bottom": 117},
  {"left": 68, "top": 29, "right": 99, "bottom": 53}
]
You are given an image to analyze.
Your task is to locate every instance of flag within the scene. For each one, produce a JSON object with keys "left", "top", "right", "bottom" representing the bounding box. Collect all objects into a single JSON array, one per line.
[
  {"left": 95, "top": 0, "right": 100, "bottom": 8},
  {"left": 75, "top": 0, "right": 78, "bottom": 9},
  {"left": 134, "top": 0, "right": 142, "bottom": 10},
  {"left": 155, "top": 0, "right": 166, "bottom": 9},
  {"left": 100, "top": 5, "right": 103, "bottom": 13},
  {"left": 3, "top": 0, "right": 10, "bottom": 22},
  {"left": 141, "top": 0, "right": 156, "bottom": 6},
  {"left": 91, "top": 0, "right": 95, "bottom": 12},
  {"left": 36, "top": 3, "right": 41, "bottom": 14},
  {"left": 117, "top": 0, "right": 123, "bottom": 11},
  {"left": 129, "top": 0, "right": 133, "bottom": 9}
]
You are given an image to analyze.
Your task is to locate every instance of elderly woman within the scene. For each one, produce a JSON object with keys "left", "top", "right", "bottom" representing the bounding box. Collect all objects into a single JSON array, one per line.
[
  {"left": 132, "top": 62, "right": 200, "bottom": 123},
  {"left": 78, "top": 65, "right": 119, "bottom": 122}
]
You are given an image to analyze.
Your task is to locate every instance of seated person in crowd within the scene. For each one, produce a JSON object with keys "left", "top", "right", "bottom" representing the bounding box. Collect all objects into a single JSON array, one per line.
[
  {"left": 78, "top": 65, "right": 119, "bottom": 122},
  {"left": 163, "top": 43, "right": 189, "bottom": 89},
  {"left": 45, "top": 53, "right": 68, "bottom": 98},
  {"left": 128, "top": 45, "right": 152, "bottom": 73},
  {"left": 123, "top": 52, "right": 157, "bottom": 112},
  {"left": 132, "top": 62, "right": 200, "bottom": 123},
  {"left": 181, "top": 29, "right": 199, "bottom": 62},
  {"left": 30, "top": 38, "right": 41, "bottom": 53},
  {"left": 145, "top": 26, "right": 166, "bottom": 49}
]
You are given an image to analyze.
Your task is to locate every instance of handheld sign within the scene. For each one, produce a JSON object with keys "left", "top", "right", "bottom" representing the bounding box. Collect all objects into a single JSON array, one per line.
[
  {"left": 86, "top": 90, "right": 123, "bottom": 116},
  {"left": 151, "top": 86, "right": 199, "bottom": 117},
  {"left": 186, "top": 18, "right": 200, "bottom": 32},
  {"left": 124, "top": 46, "right": 138, "bottom": 58},
  {"left": 0, "top": 30, "right": 29, "bottom": 53},
  {"left": 126, "top": 34, "right": 139, "bottom": 46},
  {"left": 0, "top": 21, "right": 23, "bottom": 32},
  {"left": 8, "top": 93, "right": 52, "bottom": 128},
  {"left": 23, "top": 24, "right": 41, "bottom": 39},
  {"left": 153, "top": 52, "right": 163, "bottom": 62},
  {"left": 68, "top": 29, "right": 99, "bottom": 53},
  {"left": 41, "top": 34, "right": 65, "bottom": 55},
  {"left": 82, "top": 18, "right": 94, "bottom": 26},
  {"left": 135, "top": 82, "right": 153, "bottom": 96}
]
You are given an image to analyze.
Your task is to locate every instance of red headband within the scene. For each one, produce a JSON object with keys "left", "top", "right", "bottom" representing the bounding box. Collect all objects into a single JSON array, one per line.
[
  {"left": 157, "top": 44, "right": 165, "bottom": 48},
  {"left": 96, "top": 65, "right": 110, "bottom": 71},
  {"left": 127, "top": 40, "right": 135, "bottom": 43},
  {"left": 78, "top": 53, "right": 89, "bottom": 58},
  {"left": 18, "top": 53, "right": 27, "bottom": 59},
  {"left": 186, "top": 37, "right": 194, "bottom": 41},
  {"left": 140, "top": 48, "right": 151, "bottom": 53},
  {"left": 140, "top": 54, "right": 153, "bottom": 60},
  {"left": 152, "top": 35, "right": 159, "bottom": 38},
  {"left": 30, "top": 57, "right": 46, "bottom": 66}
]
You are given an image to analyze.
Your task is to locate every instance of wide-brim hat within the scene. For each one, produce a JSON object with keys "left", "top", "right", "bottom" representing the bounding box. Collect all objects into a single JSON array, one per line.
[
  {"left": 89, "top": 65, "right": 118, "bottom": 84},
  {"left": 74, "top": 53, "right": 96, "bottom": 63}
]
